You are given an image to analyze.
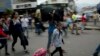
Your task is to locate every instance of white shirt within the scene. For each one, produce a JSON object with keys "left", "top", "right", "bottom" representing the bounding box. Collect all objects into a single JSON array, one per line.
[
  {"left": 21, "top": 18, "right": 29, "bottom": 27},
  {"left": 13, "top": 19, "right": 20, "bottom": 25},
  {"left": 51, "top": 29, "right": 63, "bottom": 47}
]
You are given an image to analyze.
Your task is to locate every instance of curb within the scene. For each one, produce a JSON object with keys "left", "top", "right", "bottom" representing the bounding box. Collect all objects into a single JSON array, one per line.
[
  {"left": 85, "top": 28, "right": 100, "bottom": 30},
  {"left": 85, "top": 26, "right": 100, "bottom": 30},
  {"left": 29, "top": 27, "right": 100, "bottom": 30}
]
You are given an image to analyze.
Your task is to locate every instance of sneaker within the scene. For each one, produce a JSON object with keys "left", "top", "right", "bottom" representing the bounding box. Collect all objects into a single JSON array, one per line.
[
  {"left": 5, "top": 53, "right": 10, "bottom": 56},
  {"left": 76, "top": 33, "right": 80, "bottom": 35},
  {"left": 24, "top": 50, "right": 29, "bottom": 54},
  {"left": 62, "top": 50, "right": 66, "bottom": 53},
  {"left": 71, "top": 32, "right": 75, "bottom": 34}
]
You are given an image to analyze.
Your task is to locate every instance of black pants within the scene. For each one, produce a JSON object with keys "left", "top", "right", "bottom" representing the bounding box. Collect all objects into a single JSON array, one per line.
[
  {"left": 51, "top": 47, "right": 63, "bottom": 56},
  {"left": 12, "top": 33, "right": 27, "bottom": 50},
  {"left": 0, "top": 39, "right": 8, "bottom": 53}
]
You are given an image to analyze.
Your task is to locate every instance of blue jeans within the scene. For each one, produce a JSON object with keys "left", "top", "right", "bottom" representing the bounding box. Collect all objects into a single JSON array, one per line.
[
  {"left": 81, "top": 23, "right": 85, "bottom": 31},
  {"left": 47, "top": 32, "right": 52, "bottom": 49}
]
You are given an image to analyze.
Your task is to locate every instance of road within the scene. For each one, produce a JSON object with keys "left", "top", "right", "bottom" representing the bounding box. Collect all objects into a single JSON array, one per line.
[{"left": 0, "top": 29, "right": 100, "bottom": 56}]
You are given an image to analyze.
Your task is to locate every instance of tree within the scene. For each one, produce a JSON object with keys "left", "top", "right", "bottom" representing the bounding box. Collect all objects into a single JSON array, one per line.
[{"left": 5, "top": 9, "right": 13, "bottom": 15}]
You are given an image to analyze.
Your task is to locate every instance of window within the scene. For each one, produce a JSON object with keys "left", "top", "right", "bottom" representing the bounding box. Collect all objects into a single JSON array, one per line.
[{"left": 16, "top": 4, "right": 32, "bottom": 9}]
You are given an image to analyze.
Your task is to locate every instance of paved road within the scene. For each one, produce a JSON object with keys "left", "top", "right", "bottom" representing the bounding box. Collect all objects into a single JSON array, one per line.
[{"left": 0, "top": 29, "right": 100, "bottom": 56}]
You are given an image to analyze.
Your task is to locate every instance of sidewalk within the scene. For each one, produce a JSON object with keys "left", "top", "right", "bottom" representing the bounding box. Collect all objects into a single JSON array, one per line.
[
  {"left": 31, "top": 22, "right": 100, "bottom": 30},
  {"left": 85, "top": 22, "right": 100, "bottom": 30}
]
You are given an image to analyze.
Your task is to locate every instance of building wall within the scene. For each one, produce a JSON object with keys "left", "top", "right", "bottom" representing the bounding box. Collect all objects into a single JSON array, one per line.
[
  {"left": 12, "top": 0, "right": 37, "bottom": 4},
  {"left": 11, "top": 0, "right": 37, "bottom": 9},
  {"left": 0, "top": 0, "right": 12, "bottom": 12},
  {"left": 12, "top": 2, "right": 37, "bottom": 9},
  {"left": 47, "top": 0, "right": 68, "bottom": 4}
]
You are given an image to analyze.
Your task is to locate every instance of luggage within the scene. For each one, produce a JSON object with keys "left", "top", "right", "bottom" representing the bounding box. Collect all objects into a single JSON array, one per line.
[{"left": 33, "top": 48, "right": 47, "bottom": 56}]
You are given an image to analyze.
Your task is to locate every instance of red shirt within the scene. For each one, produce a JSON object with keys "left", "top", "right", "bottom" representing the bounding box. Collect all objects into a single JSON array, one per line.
[
  {"left": 81, "top": 16, "right": 86, "bottom": 22},
  {"left": 0, "top": 27, "right": 8, "bottom": 38}
]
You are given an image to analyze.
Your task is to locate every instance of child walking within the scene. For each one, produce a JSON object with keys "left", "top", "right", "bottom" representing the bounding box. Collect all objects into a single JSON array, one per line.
[{"left": 51, "top": 22, "right": 64, "bottom": 56}]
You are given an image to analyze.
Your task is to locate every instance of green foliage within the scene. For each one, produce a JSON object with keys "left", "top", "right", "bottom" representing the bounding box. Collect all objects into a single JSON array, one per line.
[{"left": 5, "top": 9, "right": 13, "bottom": 15}]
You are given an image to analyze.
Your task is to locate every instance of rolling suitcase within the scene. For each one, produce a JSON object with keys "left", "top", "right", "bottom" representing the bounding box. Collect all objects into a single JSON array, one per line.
[{"left": 33, "top": 48, "right": 47, "bottom": 56}]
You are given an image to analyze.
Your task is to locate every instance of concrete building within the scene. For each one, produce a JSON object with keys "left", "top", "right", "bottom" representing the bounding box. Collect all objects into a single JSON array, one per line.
[
  {"left": 47, "top": 0, "right": 68, "bottom": 4},
  {"left": 0, "top": 0, "right": 75, "bottom": 14},
  {"left": 12, "top": 0, "right": 37, "bottom": 9},
  {"left": 11, "top": 0, "right": 37, "bottom": 14}
]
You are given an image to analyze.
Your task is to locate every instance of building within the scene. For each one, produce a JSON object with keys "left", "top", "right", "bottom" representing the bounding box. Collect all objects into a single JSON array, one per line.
[
  {"left": 12, "top": 0, "right": 37, "bottom": 14},
  {"left": 0, "top": 0, "right": 75, "bottom": 14},
  {"left": 67, "top": 0, "right": 75, "bottom": 12},
  {"left": 0, "top": 0, "right": 38, "bottom": 15},
  {"left": 47, "top": 0, "right": 68, "bottom": 4}
]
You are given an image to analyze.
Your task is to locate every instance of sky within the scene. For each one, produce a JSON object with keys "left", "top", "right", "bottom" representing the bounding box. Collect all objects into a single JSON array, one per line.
[
  {"left": 74, "top": 0, "right": 100, "bottom": 13},
  {"left": 75, "top": 0, "right": 100, "bottom": 5},
  {"left": 37, "top": 0, "right": 46, "bottom": 5},
  {"left": 75, "top": 0, "right": 100, "bottom": 8}
]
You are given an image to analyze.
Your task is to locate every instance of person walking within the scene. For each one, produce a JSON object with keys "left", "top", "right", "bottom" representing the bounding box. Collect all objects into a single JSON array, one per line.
[
  {"left": 65, "top": 14, "right": 72, "bottom": 35},
  {"left": 9, "top": 12, "right": 29, "bottom": 53},
  {"left": 34, "top": 18, "right": 42, "bottom": 35},
  {"left": 47, "top": 11, "right": 56, "bottom": 53},
  {"left": 51, "top": 22, "right": 64, "bottom": 56},
  {"left": 81, "top": 13, "right": 86, "bottom": 33},
  {"left": 20, "top": 15, "right": 29, "bottom": 38},
  {"left": 0, "top": 22, "right": 11, "bottom": 55},
  {"left": 71, "top": 12, "right": 80, "bottom": 35},
  {"left": 47, "top": 19, "right": 56, "bottom": 52},
  {"left": 93, "top": 12, "right": 98, "bottom": 26},
  {"left": 2, "top": 13, "right": 11, "bottom": 35}
]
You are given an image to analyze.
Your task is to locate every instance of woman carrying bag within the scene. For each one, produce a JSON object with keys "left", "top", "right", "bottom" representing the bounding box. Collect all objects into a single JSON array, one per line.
[{"left": 9, "top": 12, "right": 29, "bottom": 53}]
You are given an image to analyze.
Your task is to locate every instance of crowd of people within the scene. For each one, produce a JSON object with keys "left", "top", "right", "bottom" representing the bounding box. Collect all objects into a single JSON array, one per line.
[
  {"left": 0, "top": 8, "right": 99, "bottom": 56},
  {"left": 0, "top": 12, "right": 29, "bottom": 55}
]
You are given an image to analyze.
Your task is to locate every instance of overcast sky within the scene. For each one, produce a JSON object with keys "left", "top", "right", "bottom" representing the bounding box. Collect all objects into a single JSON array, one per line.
[
  {"left": 75, "top": 0, "right": 100, "bottom": 5},
  {"left": 74, "top": 0, "right": 100, "bottom": 13},
  {"left": 37, "top": 0, "right": 46, "bottom": 5}
]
